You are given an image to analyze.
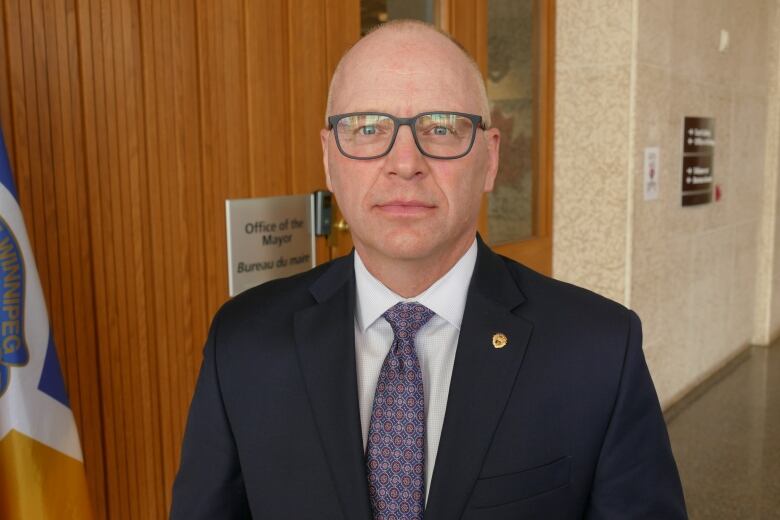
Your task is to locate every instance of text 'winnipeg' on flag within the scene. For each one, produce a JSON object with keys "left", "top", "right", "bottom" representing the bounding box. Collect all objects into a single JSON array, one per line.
[{"left": 0, "top": 127, "right": 93, "bottom": 518}]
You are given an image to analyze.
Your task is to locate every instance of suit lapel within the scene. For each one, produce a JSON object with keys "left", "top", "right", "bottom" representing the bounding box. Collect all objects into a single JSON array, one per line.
[
  {"left": 425, "top": 240, "right": 534, "bottom": 520},
  {"left": 293, "top": 255, "right": 372, "bottom": 520}
]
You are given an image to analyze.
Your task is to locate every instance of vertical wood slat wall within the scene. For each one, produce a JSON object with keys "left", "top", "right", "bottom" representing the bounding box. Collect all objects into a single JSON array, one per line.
[{"left": 0, "top": 1, "right": 360, "bottom": 518}]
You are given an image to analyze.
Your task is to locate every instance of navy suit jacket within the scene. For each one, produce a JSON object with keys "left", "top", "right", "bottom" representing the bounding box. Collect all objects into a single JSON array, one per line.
[{"left": 170, "top": 238, "right": 686, "bottom": 519}]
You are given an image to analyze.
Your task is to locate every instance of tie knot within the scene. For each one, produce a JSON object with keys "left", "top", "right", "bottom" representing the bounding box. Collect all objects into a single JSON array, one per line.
[{"left": 382, "top": 302, "right": 435, "bottom": 342}]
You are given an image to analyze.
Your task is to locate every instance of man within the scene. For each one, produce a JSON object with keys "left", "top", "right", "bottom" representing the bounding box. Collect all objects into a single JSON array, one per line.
[{"left": 171, "top": 20, "right": 686, "bottom": 519}]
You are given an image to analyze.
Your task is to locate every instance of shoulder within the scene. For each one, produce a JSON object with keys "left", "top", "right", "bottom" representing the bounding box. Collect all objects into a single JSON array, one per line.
[
  {"left": 491, "top": 253, "right": 643, "bottom": 404},
  {"left": 210, "top": 255, "right": 351, "bottom": 342},
  {"left": 496, "top": 253, "right": 638, "bottom": 347},
  {"left": 508, "top": 255, "right": 631, "bottom": 314}
]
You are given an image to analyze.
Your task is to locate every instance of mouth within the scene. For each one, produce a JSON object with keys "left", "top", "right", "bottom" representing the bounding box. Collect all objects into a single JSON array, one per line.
[{"left": 374, "top": 200, "right": 437, "bottom": 216}]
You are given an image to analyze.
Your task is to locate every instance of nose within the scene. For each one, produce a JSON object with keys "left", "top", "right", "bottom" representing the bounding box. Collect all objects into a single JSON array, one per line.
[{"left": 385, "top": 125, "right": 426, "bottom": 179}]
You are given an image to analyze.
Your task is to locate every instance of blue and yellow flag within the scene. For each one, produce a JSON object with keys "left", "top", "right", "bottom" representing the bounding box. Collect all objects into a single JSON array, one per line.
[{"left": 0, "top": 128, "right": 92, "bottom": 518}]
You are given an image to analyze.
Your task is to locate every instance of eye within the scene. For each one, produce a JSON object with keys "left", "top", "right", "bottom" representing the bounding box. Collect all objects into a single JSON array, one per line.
[
  {"left": 418, "top": 114, "right": 461, "bottom": 138},
  {"left": 358, "top": 125, "right": 378, "bottom": 135}
]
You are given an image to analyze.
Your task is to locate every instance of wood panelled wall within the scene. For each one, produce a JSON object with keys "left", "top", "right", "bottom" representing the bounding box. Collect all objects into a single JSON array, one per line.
[{"left": 0, "top": 0, "right": 359, "bottom": 517}]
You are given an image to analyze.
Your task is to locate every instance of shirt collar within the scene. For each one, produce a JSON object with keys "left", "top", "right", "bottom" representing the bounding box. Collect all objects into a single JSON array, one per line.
[{"left": 354, "top": 239, "right": 478, "bottom": 332}]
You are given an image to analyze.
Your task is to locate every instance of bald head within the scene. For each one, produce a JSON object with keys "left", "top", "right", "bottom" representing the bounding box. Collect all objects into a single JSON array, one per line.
[{"left": 325, "top": 20, "right": 491, "bottom": 127}]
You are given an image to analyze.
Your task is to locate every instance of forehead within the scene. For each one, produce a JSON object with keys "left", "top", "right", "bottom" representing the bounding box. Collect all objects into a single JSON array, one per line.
[{"left": 332, "top": 30, "right": 481, "bottom": 116}]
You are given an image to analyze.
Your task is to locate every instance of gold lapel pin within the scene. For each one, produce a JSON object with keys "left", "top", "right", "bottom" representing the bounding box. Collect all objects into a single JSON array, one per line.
[{"left": 492, "top": 333, "right": 508, "bottom": 349}]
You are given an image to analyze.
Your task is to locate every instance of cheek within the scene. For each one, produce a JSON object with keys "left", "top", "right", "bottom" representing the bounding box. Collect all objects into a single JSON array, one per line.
[
  {"left": 437, "top": 164, "right": 487, "bottom": 216},
  {"left": 328, "top": 160, "right": 371, "bottom": 218},
  {"left": 460, "top": 182, "right": 484, "bottom": 219}
]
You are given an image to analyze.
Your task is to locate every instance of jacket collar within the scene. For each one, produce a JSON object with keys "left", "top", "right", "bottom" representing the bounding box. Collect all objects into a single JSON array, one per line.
[
  {"left": 294, "top": 251, "right": 372, "bottom": 520},
  {"left": 295, "top": 237, "right": 533, "bottom": 520},
  {"left": 424, "top": 236, "right": 533, "bottom": 519}
]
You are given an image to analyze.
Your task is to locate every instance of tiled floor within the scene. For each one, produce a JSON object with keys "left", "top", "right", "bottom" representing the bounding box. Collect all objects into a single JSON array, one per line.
[{"left": 666, "top": 343, "right": 780, "bottom": 519}]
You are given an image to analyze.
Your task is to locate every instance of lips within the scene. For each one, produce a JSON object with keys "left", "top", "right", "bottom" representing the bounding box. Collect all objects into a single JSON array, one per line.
[{"left": 374, "top": 200, "right": 436, "bottom": 215}]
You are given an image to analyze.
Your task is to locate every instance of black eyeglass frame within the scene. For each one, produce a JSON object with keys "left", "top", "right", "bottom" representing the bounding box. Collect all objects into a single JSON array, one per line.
[{"left": 326, "top": 111, "right": 486, "bottom": 160}]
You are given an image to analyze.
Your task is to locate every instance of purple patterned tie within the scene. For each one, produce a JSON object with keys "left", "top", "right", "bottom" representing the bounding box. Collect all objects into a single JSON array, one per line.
[{"left": 366, "top": 302, "right": 434, "bottom": 520}]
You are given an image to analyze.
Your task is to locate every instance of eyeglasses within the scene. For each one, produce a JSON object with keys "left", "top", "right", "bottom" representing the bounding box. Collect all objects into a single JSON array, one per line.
[{"left": 327, "top": 111, "right": 485, "bottom": 160}]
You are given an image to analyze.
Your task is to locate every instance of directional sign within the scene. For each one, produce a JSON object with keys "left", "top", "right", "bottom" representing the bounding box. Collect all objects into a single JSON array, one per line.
[{"left": 682, "top": 117, "right": 715, "bottom": 206}]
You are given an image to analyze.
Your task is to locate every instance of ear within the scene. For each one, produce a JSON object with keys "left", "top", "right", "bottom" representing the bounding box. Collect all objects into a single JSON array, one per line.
[
  {"left": 320, "top": 128, "right": 334, "bottom": 191},
  {"left": 482, "top": 127, "right": 500, "bottom": 192}
]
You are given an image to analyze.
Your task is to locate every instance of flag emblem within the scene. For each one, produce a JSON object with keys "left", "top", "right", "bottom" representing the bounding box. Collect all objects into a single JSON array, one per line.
[{"left": 0, "top": 215, "right": 29, "bottom": 397}]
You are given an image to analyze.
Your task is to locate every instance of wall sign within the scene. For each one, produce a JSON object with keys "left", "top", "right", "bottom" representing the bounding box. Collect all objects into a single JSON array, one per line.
[
  {"left": 226, "top": 194, "right": 316, "bottom": 296},
  {"left": 681, "top": 117, "right": 715, "bottom": 206}
]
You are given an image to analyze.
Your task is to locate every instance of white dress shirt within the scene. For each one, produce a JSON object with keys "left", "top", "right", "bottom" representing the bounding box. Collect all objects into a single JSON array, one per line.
[{"left": 353, "top": 239, "right": 478, "bottom": 501}]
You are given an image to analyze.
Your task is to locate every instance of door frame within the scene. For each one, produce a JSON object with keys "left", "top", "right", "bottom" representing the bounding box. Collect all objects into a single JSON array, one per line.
[{"left": 443, "top": 0, "right": 555, "bottom": 275}]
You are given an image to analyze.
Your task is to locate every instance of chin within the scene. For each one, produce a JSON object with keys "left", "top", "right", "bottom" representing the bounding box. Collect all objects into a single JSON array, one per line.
[{"left": 372, "top": 232, "right": 441, "bottom": 262}]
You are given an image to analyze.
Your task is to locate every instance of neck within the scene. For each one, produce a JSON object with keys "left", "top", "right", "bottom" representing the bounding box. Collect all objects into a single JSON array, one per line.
[{"left": 355, "top": 235, "right": 475, "bottom": 298}]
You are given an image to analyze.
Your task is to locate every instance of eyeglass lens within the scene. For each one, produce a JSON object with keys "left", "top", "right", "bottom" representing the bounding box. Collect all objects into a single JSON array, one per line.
[{"left": 335, "top": 113, "right": 476, "bottom": 159}]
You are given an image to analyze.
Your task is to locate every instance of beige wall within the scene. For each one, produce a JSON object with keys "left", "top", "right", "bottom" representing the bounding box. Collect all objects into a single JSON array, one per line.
[
  {"left": 554, "top": 0, "right": 780, "bottom": 407},
  {"left": 765, "top": 17, "right": 780, "bottom": 340},
  {"left": 554, "top": 0, "right": 634, "bottom": 304}
]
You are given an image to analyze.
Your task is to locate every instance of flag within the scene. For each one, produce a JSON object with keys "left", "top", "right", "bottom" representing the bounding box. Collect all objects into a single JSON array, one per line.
[{"left": 0, "top": 128, "right": 93, "bottom": 518}]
